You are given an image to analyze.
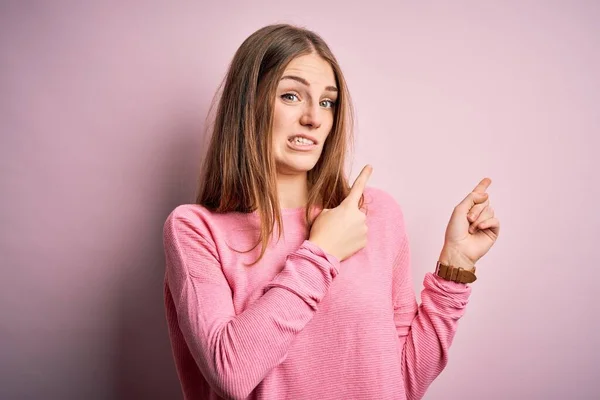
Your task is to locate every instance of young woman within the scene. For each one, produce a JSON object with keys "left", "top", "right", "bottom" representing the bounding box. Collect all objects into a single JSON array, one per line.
[{"left": 163, "top": 23, "right": 500, "bottom": 400}]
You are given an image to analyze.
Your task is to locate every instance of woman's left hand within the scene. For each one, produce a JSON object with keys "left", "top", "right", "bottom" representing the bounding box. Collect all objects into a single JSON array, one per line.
[{"left": 438, "top": 178, "right": 500, "bottom": 269}]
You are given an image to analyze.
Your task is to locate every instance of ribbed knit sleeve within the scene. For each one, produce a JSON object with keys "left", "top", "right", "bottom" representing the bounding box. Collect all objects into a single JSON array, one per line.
[
  {"left": 163, "top": 206, "right": 340, "bottom": 400},
  {"left": 391, "top": 205, "right": 472, "bottom": 400}
]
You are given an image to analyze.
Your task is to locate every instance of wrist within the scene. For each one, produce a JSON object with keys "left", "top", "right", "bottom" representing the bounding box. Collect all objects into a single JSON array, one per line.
[
  {"left": 438, "top": 246, "right": 475, "bottom": 272},
  {"left": 308, "top": 238, "right": 338, "bottom": 261}
]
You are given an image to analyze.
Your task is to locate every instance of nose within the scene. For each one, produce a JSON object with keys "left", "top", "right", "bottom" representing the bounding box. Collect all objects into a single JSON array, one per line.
[{"left": 299, "top": 101, "right": 322, "bottom": 129}]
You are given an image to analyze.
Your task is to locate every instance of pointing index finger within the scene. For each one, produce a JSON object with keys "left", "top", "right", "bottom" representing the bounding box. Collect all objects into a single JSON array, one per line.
[
  {"left": 346, "top": 165, "right": 373, "bottom": 206},
  {"left": 472, "top": 177, "right": 492, "bottom": 193}
]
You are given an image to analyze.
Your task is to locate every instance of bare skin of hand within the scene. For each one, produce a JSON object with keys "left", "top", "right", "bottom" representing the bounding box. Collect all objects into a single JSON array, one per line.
[
  {"left": 309, "top": 165, "right": 373, "bottom": 262},
  {"left": 439, "top": 178, "right": 501, "bottom": 270}
]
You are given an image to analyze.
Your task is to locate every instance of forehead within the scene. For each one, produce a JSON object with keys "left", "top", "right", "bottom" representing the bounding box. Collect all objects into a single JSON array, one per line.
[{"left": 281, "top": 53, "right": 336, "bottom": 86}]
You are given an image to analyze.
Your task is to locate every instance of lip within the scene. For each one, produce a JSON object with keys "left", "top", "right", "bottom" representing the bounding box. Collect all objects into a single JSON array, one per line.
[
  {"left": 287, "top": 139, "right": 317, "bottom": 152},
  {"left": 287, "top": 133, "right": 318, "bottom": 145}
]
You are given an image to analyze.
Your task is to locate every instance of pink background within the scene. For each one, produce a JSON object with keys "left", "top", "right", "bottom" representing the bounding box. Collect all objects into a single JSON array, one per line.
[{"left": 1, "top": 1, "right": 598, "bottom": 399}]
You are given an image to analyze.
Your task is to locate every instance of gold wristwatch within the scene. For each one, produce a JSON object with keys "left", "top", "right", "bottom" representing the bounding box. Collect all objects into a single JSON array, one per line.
[{"left": 435, "top": 261, "right": 477, "bottom": 284}]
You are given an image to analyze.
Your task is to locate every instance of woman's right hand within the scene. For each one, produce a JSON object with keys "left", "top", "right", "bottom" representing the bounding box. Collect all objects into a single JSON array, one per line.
[{"left": 308, "top": 165, "right": 373, "bottom": 262}]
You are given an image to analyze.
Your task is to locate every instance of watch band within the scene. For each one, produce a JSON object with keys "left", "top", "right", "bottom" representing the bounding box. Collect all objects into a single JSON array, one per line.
[{"left": 435, "top": 261, "right": 477, "bottom": 284}]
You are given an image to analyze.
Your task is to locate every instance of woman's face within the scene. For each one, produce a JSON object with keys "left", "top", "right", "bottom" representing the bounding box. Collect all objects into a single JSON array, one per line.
[{"left": 271, "top": 53, "right": 338, "bottom": 175}]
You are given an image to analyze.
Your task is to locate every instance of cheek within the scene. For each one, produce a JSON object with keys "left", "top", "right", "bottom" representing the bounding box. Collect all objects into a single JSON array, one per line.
[
  {"left": 321, "top": 113, "right": 335, "bottom": 137},
  {"left": 325, "top": 113, "right": 335, "bottom": 130},
  {"left": 272, "top": 104, "right": 296, "bottom": 139}
]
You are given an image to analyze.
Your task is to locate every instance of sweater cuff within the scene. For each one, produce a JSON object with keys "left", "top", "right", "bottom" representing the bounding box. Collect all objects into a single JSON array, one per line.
[
  {"left": 302, "top": 240, "right": 341, "bottom": 278},
  {"left": 428, "top": 272, "right": 473, "bottom": 292},
  {"left": 262, "top": 240, "right": 340, "bottom": 310},
  {"left": 424, "top": 272, "right": 472, "bottom": 308}
]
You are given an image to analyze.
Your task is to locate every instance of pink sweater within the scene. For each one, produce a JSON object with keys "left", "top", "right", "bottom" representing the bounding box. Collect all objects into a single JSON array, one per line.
[{"left": 163, "top": 186, "right": 472, "bottom": 400}]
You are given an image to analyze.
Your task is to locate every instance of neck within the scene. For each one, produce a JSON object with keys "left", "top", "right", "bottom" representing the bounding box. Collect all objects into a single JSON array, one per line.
[{"left": 276, "top": 171, "right": 309, "bottom": 209}]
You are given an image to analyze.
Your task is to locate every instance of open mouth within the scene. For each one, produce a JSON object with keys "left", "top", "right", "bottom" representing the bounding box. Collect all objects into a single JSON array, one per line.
[
  {"left": 288, "top": 136, "right": 316, "bottom": 146},
  {"left": 287, "top": 137, "right": 317, "bottom": 151}
]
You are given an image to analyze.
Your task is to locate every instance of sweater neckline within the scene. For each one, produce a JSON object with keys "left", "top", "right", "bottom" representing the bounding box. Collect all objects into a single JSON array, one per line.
[{"left": 247, "top": 204, "right": 323, "bottom": 217}]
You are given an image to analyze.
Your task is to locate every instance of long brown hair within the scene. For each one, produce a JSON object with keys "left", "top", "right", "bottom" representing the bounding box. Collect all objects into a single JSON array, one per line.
[{"left": 196, "top": 23, "right": 365, "bottom": 266}]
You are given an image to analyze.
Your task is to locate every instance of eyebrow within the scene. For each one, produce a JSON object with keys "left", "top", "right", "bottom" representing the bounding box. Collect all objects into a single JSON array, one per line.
[{"left": 280, "top": 75, "right": 338, "bottom": 93}]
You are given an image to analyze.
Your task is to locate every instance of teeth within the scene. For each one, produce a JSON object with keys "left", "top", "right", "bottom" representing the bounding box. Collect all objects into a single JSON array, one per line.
[{"left": 290, "top": 136, "right": 314, "bottom": 145}]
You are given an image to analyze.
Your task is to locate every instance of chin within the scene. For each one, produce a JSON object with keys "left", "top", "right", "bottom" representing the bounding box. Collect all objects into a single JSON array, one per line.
[{"left": 277, "top": 160, "right": 318, "bottom": 174}]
